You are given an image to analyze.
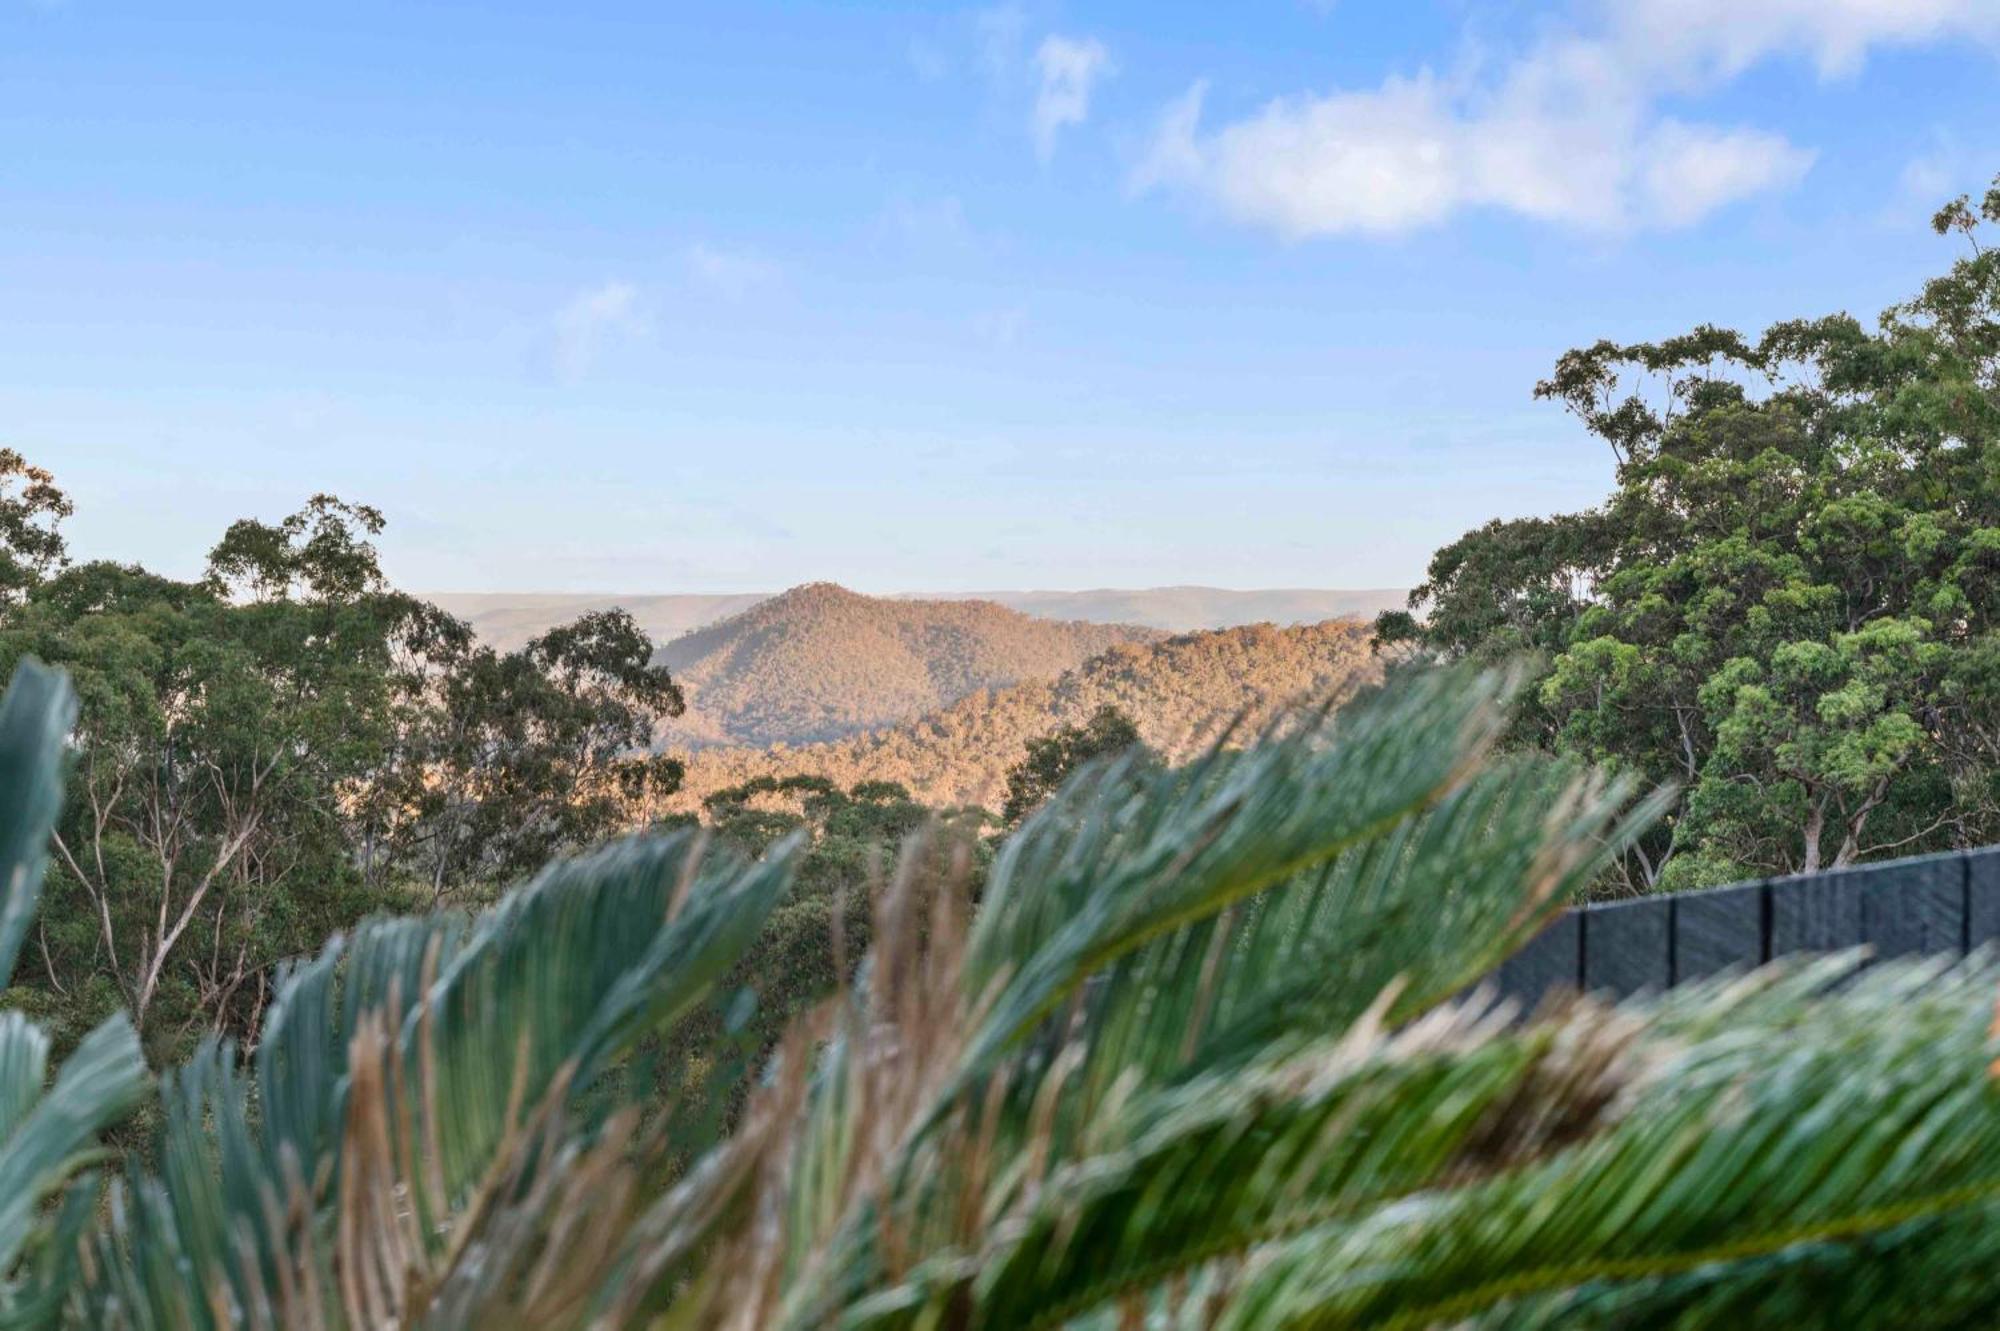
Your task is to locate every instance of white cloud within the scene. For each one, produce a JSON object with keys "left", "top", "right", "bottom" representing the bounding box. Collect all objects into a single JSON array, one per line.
[
  {"left": 550, "top": 282, "right": 645, "bottom": 381},
  {"left": 1639, "top": 120, "right": 1815, "bottom": 227},
  {"left": 1609, "top": 0, "right": 2000, "bottom": 83},
  {"left": 1032, "top": 34, "right": 1112, "bottom": 160},
  {"left": 1136, "top": 1, "right": 1994, "bottom": 238},
  {"left": 683, "top": 243, "right": 779, "bottom": 300}
]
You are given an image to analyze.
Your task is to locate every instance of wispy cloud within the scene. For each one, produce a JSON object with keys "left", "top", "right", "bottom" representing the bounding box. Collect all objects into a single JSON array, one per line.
[
  {"left": 1032, "top": 34, "right": 1111, "bottom": 160},
  {"left": 927, "top": 8, "right": 1112, "bottom": 160},
  {"left": 974, "top": 4, "right": 1028, "bottom": 81},
  {"left": 1135, "top": 0, "right": 1995, "bottom": 238},
  {"left": 683, "top": 243, "right": 779, "bottom": 300},
  {"left": 972, "top": 304, "right": 1028, "bottom": 348},
  {"left": 879, "top": 193, "right": 977, "bottom": 249},
  {"left": 550, "top": 281, "right": 645, "bottom": 382},
  {"left": 1887, "top": 130, "right": 1995, "bottom": 225}
]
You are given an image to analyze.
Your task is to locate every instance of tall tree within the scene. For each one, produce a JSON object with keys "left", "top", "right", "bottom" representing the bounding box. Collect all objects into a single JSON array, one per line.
[
  {"left": 1381, "top": 175, "right": 2000, "bottom": 889},
  {"left": 385, "top": 608, "right": 687, "bottom": 902},
  {"left": 0, "top": 448, "right": 71, "bottom": 605},
  {"left": 0, "top": 470, "right": 690, "bottom": 1055},
  {"left": 1001, "top": 704, "right": 1144, "bottom": 825},
  {"left": 1, "top": 493, "right": 466, "bottom": 1052}
]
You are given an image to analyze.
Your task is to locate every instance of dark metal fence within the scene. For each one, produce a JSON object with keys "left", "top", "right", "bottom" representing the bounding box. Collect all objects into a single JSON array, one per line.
[{"left": 1493, "top": 846, "right": 2000, "bottom": 1008}]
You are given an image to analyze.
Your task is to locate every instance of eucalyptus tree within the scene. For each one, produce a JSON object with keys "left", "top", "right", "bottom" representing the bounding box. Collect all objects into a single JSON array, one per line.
[{"left": 1380, "top": 174, "right": 2000, "bottom": 889}]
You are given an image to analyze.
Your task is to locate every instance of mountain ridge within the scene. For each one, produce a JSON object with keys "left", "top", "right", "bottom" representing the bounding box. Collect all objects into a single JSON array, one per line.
[
  {"left": 424, "top": 585, "right": 1408, "bottom": 651},
  {"left": 668, "top": 617, "right": 1381, "bottom": 810}
]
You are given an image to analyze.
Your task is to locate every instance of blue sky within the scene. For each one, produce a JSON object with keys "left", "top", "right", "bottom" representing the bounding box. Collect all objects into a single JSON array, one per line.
[{"left": 7, "top": 2, "right": 1998, "bottom": 593}]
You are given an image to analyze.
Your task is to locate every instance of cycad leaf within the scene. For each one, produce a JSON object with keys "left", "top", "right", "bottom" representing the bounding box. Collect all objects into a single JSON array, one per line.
[
  {"left": 0, "top": 1016, "right": 144, "bottom": 1283},
  {"left": 957, "top": 666, "right": 1516, "bottom": 1100},
  {"left": 0, "top": 660, "right": 77, "bottom": 993},
  {"left": 84, "top": 828, "right": 800, "bottom": 1330},
  {"left": 1204, "top": 958, "right": 2000, "bottom": 1330},
  {"left": 0, "top": 1015, "right": 50, "bottom": 1149}
]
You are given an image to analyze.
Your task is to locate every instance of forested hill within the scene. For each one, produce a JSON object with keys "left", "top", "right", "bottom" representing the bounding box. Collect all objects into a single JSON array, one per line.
[
  {"left": 654, "top": 582, "right": 1163, "bottom": 747},
  {"left": 671, "top": 618, "right": 1381, "bottom": 809}
]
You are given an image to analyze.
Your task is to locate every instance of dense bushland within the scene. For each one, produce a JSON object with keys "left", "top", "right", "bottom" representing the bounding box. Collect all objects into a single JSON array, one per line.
[
  {"left": 673, "top": 617, "right": 1381, "bottom": 809},
  {"left": 0, "top": 464, "right": 685, "bottom": 1060},
  {"left": 653, "top": 581, "right": 1161, "bottom": 747}
]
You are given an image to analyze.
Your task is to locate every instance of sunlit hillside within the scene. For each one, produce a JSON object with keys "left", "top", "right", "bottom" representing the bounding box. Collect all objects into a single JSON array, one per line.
[
  {"left": 671, "top": 617, "right": 1380, "bottom": 809},
  {"left": 653, "top": 582, "right": 1164, "bottom": 747}
]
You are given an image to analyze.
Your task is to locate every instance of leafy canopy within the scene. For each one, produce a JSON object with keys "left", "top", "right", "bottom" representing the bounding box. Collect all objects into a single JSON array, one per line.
[
  {"left": 1380, "top": 173, "right": 2000, "bottom": 888},
  {"left": 0, "top": 463, "right": 686, "bottom": 1061}
]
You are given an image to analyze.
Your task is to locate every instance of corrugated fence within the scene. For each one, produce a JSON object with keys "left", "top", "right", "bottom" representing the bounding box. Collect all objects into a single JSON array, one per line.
[{"left": 1493, "top": 846, "right": 2000, "bottom": 1008}]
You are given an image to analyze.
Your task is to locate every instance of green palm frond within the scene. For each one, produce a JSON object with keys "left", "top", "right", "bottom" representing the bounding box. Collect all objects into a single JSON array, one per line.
[
  {"left": 0, "top": 660, "right": 73, "bottom": 993},
  {"left": 73, "top": 825, "right": 800, "bottom": 1329},
  {"left": 1201, "top": 957, "right": 2000, "bottom": 1330},
  {"left": 650, "top": 667, "right": 2000, "bottom": 1331},
  {"left": 3, "top": 654, "right": 2000, "bottom": 1329},
  {"left": 0, "top": 663, "right": 146, "bottom": 1328},
  {"left": 656, "top": 667, "right": 1659, "bottom": 1328}
]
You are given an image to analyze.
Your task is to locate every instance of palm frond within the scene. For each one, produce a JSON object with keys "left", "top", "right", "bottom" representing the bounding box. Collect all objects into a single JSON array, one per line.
[
  {"left": 0, "top": 663, "right": 146, "bottom": 1328},
  {"left": 654, "top": 668, "right": 1659, "bottom": 1329},
  {"left": 75, "top": 828, "right": 801, "bottom": 1329}
]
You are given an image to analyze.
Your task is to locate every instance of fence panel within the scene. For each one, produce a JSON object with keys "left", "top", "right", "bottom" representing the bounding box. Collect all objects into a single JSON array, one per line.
[
  {"left": 1487, "top": 846, "right": 2000, "bottom": 1005},
  {"left": 1672, "top": 882, "right": 1765, "bottom": 982},
  {"left": 1769, "top": 870, "right": 1862, "bottom": 958},
  {"left": 1581, "top": 897, "right": 1671, "bottom": 998},
  {"left": 1495, "top": 912, "right": 1579, "bottom": 1010},
  {"left": 1969, "top": 847, "right": 2000, "bottom": 950},
  {"left": 1854, "top": 852, "right": 1965, "bottom": 963}
]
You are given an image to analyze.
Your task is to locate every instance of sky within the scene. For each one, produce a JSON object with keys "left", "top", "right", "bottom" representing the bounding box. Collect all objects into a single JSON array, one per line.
[{"left": 6, "top": 2, "right": 1999, "bottom": 594}]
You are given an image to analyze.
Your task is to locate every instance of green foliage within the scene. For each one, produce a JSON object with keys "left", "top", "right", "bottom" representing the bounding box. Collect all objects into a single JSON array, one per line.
[
  {"left": 668, "top": 775, "right": 992, "bottom": 1118},
  {"left": 374, "top": 607, "right": 687, "bottom": 902},
  {"left": 0, "top": 662, "right": 148, "bottom": 1325},
  {"left": 1382, "top": 173, "right": 2000, "bottom": 888},
  {"left": 0, "top": 654, "right": 1998, "bottom": 1324},
  {"left": 0, "top": 451, "right": 70, "bottom": 608},
  {"left": 1001, "top": 703, "right": 1144, "bottom": 824},
  {"left": 0, "top": 464, "right": 688, "bottom": 1061}
]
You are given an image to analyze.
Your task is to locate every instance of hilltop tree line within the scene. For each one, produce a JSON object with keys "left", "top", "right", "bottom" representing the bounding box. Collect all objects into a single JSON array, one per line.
[
  {"left": 1379, "top": 176, "right": 2000, "bottom": 892},
  {"left": 672, "top": 619, "right": 1382, "bottom": 809},
  {"left": 0, "top": 461, "right": 688, "bottom": 1059}
]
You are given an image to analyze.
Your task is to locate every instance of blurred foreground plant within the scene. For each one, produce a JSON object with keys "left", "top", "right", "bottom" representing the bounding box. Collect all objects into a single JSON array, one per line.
[{"left": 0, "top": 659, "right": 1995, "bottom": 1326}]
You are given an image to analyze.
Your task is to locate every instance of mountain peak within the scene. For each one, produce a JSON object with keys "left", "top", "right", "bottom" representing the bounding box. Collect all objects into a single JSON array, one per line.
[{"left": 655, "top": 585, "right": 1163, "bottom": 747}]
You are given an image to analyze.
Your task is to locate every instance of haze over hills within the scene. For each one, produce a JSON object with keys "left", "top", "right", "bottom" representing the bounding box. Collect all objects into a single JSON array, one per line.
[
  {"left": 671, "top": 618, "right": 1381, "bottom": 810},
  {"left": 424, "top": 586, "right": 1406, "bottom": 652},
  {"left": 895, "top": 587, "right": 1408, "bottom": 632},
  {"left": 651, "top": 583, "right": 1164, "bottom": 748},
  {"left": 424, "top": 592, "right": 768, "bottom": 655}
]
